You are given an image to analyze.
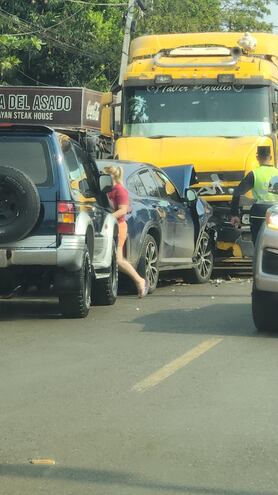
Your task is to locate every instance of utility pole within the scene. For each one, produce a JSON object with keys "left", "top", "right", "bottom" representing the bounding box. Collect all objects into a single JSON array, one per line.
[
  {"left": 116, "top": 0, "right": 146, "bottom": 125},
  {"left": 119, "top": 0, "right": 136, "bottom": 86}
]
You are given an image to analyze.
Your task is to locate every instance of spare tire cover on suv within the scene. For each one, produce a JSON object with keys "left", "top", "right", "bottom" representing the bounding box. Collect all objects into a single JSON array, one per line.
[{"left": 0, "top": 166, "right": 41, "bottom": 243}]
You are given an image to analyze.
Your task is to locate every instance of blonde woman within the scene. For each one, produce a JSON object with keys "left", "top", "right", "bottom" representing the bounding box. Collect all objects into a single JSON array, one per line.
[{"left": 103, "top": 165, "right": 149, "bottom": 298}]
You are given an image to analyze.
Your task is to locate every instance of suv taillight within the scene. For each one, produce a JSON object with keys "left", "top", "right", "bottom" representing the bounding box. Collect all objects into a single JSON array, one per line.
[{"left": 57, "top": 202, "right": 75, "bottom": 234}]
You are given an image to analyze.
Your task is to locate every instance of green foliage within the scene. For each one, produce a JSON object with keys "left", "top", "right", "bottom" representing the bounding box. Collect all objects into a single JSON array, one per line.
[
  {"left": 0, "top": 0, "right": 125, "bottom": 89},
  {"left": 0, "top": 8, "right": 42, "bottom": 81},
  {"left": 221, "top": 0, "right": 272, "bottom": 31},
  {"left": 138, "top": 0, "right": 272, "bottom": 34},
  {"left": 0, "top": 0, "right": 274, "bottom": 90},
  {"left": 138, "top": 0, "right": 221, "bottom": 34}
]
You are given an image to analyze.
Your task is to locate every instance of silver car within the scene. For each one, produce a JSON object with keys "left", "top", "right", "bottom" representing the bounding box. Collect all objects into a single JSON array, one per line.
[{"left": 252, "top": 176, "right": 278, "bottom": 331}]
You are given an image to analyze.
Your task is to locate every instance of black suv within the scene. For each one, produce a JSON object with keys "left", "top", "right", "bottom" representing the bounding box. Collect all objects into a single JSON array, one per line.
[{"left": 0, "top": 125, "right": 118, "bottom": 318}]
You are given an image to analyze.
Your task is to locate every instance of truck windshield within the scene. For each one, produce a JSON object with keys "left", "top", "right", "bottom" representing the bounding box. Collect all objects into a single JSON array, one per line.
[{"left": 123, "top": 85, "right": 271, "bottom": 138}]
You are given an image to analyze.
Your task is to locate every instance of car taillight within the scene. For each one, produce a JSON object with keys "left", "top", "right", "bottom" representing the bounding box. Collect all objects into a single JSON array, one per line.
[{"left": 57, "top": 202, "right": 75, "bottom": 234}]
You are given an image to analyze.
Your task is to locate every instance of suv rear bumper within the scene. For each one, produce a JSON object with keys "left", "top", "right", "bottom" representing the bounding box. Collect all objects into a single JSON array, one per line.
[
  {"left": 0, "top": 229, "right": 116, "bottom": 276},
  {"left": 0, "top": 235, "right": 86, "bottom": 271}
]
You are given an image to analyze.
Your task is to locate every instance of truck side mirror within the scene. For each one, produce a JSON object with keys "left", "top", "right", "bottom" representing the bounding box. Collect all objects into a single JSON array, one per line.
[
  {"left": 101, "top": 106, "right": 113, "bottom": 137},
  {"left": 101, "top": 92, "right": 113, "bottom": 105},
  {"left": 101, "top": 92, "right": 114, "bottom": 137}
]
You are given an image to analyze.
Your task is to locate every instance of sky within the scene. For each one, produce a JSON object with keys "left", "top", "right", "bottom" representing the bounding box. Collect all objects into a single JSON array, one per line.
[{"left": 268, "top": 1, "right": 278, "bottom": 31}]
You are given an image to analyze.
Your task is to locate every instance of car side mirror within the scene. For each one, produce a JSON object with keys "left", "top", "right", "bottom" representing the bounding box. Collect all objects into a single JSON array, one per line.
[
  {"left": 185, "top": 188, "right": 198, "bottom": 204},
  {"left": 99, "top": 174, "right": 113, "bottom": 194},
  {"left": 269, "top": 176, "right": 278, "bottom": 195}
]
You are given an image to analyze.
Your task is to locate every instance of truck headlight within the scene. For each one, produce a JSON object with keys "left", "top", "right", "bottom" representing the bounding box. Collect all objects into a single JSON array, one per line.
[{"left": 266, "top": 210, "right": 278, "bottom": 230}]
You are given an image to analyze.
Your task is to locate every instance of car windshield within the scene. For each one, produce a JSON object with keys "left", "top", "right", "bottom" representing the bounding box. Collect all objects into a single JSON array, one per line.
[
  {"left": 0, "top": 135, "right": 53, "bottom": 186},
  {"left": 123, "top": 84, "right": 271, "bottom": 138}
]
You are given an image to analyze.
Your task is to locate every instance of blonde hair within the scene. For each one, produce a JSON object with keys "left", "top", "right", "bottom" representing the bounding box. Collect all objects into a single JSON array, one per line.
[{"left": 103, "top": 165, "right": 123, "bottom": 184}]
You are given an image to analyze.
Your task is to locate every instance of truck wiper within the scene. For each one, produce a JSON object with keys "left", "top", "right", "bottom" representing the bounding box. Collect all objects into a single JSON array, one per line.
[{"left": 148, "top": 135, "right": 175, "bottom": 139}]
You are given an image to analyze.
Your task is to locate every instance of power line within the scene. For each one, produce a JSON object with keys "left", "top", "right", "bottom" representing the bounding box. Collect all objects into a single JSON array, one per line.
[
  {"left": 64, "top": 1, "right": 127, "bottom": 4},
  {"left": 16, "top": 68, "right": 49, "bottom": 86}
]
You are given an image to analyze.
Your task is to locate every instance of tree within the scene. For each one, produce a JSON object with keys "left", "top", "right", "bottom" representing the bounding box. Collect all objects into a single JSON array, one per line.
[
  {"left": 138, "top": 0, "right": 221, "bottom": 34},
  {"left": 221, "top": 0, "right": 272, "bottom": 31},
  {"left": 0, "top": 0, "right": 125, "bottom": 89},
  {"left": 0, "top": 0, "right": 274, "bottom": 91},
  {"left": 138, "top": 0, "right": 273, "bottom": 34},
  {"left": 0, "top": 4, "right": 42, "bottom": 83}
]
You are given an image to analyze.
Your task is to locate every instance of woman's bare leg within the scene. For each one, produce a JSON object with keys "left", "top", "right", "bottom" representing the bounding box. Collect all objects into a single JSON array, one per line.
[{"left": 117, "top": 245, "right": 145, "bottom": 296}]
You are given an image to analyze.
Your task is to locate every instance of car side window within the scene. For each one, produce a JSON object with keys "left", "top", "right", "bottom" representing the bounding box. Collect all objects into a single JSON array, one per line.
[
  {"left": 61, "top": 140, "right": 80, "bottom": 181},
  {"left": 61, "top": 138, "right": 90, "bottom": 196},
  {"left": 153, "top": 170, "right": 180, "bottom": 202},
  {"left": 72, "top": 144, "right": 92, "bottom": 196},
  {"left": 127, "top": 173, "right": 147, "bottom": 197},
  {"left": 138, "top": 169, "right": 160, "bottom": 197}
]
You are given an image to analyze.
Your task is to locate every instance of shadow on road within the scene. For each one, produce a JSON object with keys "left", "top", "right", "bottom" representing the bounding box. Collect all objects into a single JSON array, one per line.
[
  {"left": 133, "top": 303, "right": 278, "bottom": 338},
  {"left": 0, "top": 299, "right": 61, "bottom": 320},
  {"left": 0, "top": 464, "right": 276, "bottom": 495}
]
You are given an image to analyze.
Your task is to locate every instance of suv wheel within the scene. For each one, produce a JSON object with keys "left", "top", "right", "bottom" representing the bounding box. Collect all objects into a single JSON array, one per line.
[
  {"left": 184, "top": 231, "right": 213, "bottom": 284},
  {"left": 0, "top": 166, "right": 41, "bottom": 243},
  {"left": 59, "top": 249, "right": 92, "bottom": 318},
  {"left": 252, "top": 286, "right": 277, "bottom": 332},
  {"left": 137, "top": 234, "right": 159, "bottom": 294},
  {"left": 92, "top": 241, "right": 118, "bottom": 306}
]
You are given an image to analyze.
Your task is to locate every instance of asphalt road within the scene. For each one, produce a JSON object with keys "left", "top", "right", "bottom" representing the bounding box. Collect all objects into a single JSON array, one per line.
[{"left": 1, "top": 277, "right": 278, "bottom": 495}]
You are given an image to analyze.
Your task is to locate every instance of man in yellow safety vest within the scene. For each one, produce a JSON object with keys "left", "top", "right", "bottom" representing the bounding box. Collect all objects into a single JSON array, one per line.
[{"left": 230, "top": 146, "right": 278, "bottom": 244}]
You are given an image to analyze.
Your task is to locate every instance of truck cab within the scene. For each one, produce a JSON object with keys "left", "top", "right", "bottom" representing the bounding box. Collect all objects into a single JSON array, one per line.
[{"left": 101, "top": 32, "right": 278, "bottom": 261}]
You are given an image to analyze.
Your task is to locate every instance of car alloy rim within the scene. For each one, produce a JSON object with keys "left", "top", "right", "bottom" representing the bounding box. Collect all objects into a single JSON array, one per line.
[
  {"left": 145, "top": 240, "right": 158, "bottom": 288},
  {"left": 196, "top": 234, "right": 212, "bottom": 279}
]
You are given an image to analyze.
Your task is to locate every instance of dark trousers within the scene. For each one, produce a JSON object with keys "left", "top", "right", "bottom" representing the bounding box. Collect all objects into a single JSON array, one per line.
[{"left": 250, "top": 202, "right": 274, "bottom": 245}]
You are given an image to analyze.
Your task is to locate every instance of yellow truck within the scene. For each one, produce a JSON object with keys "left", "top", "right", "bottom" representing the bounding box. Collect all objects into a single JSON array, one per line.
[{"left": 101, "top": 32, "right": 278, "bottom": 260}]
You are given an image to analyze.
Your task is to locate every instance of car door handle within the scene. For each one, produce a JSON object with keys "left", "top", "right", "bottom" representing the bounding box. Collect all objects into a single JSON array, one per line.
[{"left": 152, "top": 201, "right": 170, "bottom": 208}]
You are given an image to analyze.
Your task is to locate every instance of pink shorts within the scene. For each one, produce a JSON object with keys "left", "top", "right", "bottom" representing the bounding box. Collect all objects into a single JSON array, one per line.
[{"left": 118, "top": 221, "right": 128, "bottom": 248}]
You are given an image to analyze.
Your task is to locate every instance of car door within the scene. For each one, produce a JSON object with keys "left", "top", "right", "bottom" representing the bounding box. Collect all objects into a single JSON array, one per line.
[
  {"left": 152, "top": 169, "right": 195, "bottom": 261},
  {"left": 72, "top": 142, "right": 107, "bottom": 236},
  {"left": 135, "top": 168, "right": 175, "bottom": 260},
  {"left": 62, "top": 140, "right": 103, "bottom": 238}
]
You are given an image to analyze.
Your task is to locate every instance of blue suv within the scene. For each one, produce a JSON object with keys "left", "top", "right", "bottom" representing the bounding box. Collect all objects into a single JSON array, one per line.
[{"left": 0, "top": 125, "right": 118, "bottom": 318}]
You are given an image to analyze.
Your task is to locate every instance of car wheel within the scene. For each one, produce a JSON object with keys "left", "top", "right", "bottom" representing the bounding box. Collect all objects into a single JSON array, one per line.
[
  {"left": 252, "top": 286, "right": 278, "bottom": 332},
  {"left": 0, "top": 166, "right": 41, "bottom": 243},
  {"left": 91, "top": 241, "right": 118, "bottom": 306},
  {"left": 185, "top": 231, "right": 213, "bottom": 284},
  {"left": 137, "top": 234, "right": 159, "bottom": 294},
  {"left": 59, "top": 249, "right": 92, "bottom": 318}
]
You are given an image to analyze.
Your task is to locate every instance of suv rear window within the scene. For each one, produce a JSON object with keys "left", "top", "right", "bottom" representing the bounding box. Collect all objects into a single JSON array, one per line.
[{"left": 0, "top": 136, "right": 53, "bottom": 186}]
